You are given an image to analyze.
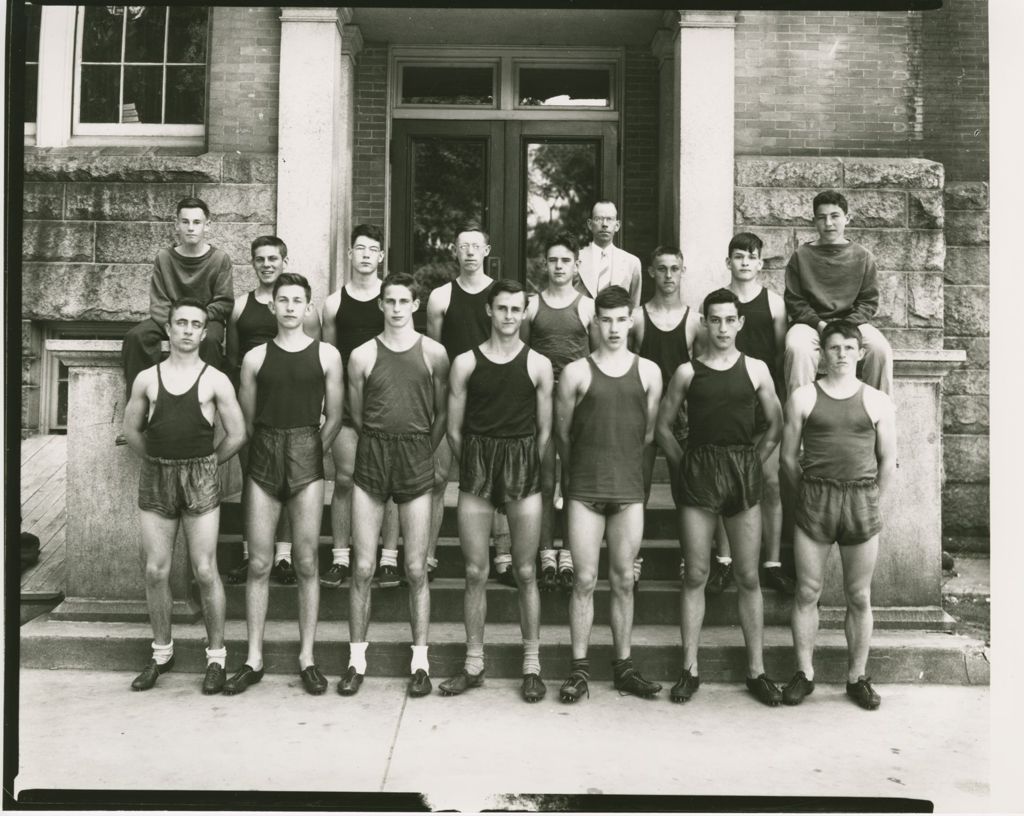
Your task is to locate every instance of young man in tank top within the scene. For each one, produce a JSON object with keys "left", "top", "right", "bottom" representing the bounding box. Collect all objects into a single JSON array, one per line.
[
  {"left": 321, "top": 225, "right": 401, "bottom": 591},
  {"left": 442, "top": 279, "right": 554, "bottom": 702},
  {"left": 342, "top": 274, "right": 450, "bottom": 698},
  {"left": 555, "top": 285, "right": 663, "bottom": 702},
  {"left": 780, "top": 320, "right": 896, "bottom": 710},
  {"left": 521, "top": 233, "right": 596, "bottom": 593},
  {"left": 425, "top": 224, "right": 513, "bottom": 586},
  {"left": 655, "top": 288, "right": 784, "bottom": 706},
  {"left": 225, "top": 236, "right": 320, "bottom": 588},
  {"left": 707, "top": 233, "right": 795, "bottom": 596},
  {"left": 225, "top": 273, "right": 344, "bottom": 696},
  {"left": 123, "top": 298, "right": 247, "bottom": 693},
  {"left": 631, "top": 245, "right": 702, "bottom": 587}
]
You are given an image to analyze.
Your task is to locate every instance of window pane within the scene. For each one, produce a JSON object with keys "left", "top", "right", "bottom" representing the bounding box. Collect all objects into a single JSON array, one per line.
[
  {"left": 519, "top": 67, "right": 611, "bottom": 107},
  {"left": 80, "top": 64, "right": 121, "bottom": 122},
  {"left": 57, "top": 368, "right": 69, "bottom": 428},
  {"left": 25, "top": 64, "right": 38, "bottom": 122},
  {"left": 401, "top": 66, "right": 493, "bottom": 106},
  {"left": 524, "top": 141, "right": 599, "bottom": 292},
  {"left": 124, "top": 7, "right": 167, "bottom": 63},
  {"left": 167, "top": 6, "right": 208, "bottom": 63},
  {"left": 26, "top": 4, "right": 41, "bottom": 62},
  {"left": 81, "top": 6, "right": 123, "bottom": 63},
  {"left": 165, "top": 66, "right": 206, "bottom": 124},
  {"left": 123, "top": 65, "right": 163, "bottom": 123}
]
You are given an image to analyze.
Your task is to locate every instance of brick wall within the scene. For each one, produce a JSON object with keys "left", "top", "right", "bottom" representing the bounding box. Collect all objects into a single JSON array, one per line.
[
  {"left": 352, "top": 44, "right": 388, "bottom": 233},
  {"left": 735, "top": 10, "right": 923, "bottom": 157},
  {"left": 622, "top": 47, "right": 659, "bottom": 300},
  {"left": 207, "top": 7, "right": 281, "bottom": 153}
]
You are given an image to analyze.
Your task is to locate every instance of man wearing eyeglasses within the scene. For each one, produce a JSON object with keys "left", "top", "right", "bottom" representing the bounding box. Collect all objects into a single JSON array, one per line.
[{"left": 576, "top": 200, "right": 642, "bottom": 310}]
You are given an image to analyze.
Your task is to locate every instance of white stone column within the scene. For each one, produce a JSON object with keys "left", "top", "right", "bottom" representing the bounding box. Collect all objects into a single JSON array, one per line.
[
  {"left": 666, "top": 10, "right": 738, "bottom": 308},
  {"left": 336, "top": 24, "right": 363, "bottom": 287},
  {"left": 277, "top": 7, "right": 351, "bottom": 308}
]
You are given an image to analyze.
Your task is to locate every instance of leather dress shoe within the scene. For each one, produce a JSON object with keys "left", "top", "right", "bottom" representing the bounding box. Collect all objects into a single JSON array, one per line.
[
  {"left": 300, "top": 664, "right": 328, "bottom": 695},
  {"left": 337, "top": 665, "right": 364, "bottom": 696},
  {"left": 201, "top": 663, "right": 226, "bottom": 695},
  {"left": 222, "top": 663, "right": 264, "bottom": 695},
  {"left": 131, "top": 656, "right": 174, "bottom": 691},
  {"left": 521, "top": 673, "right": 546, "bottom": 703},
  {"left": 408, "top": 669, "right": 432, "bottom": 697}
]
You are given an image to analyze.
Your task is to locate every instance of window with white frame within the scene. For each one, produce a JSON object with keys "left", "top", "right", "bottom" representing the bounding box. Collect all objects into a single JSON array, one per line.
[
  {"left": 24, "top": 3, "right": 42, "bottom": 134},
  {"left": 73, "top": 5, "right": 209, "bottom": 136}
]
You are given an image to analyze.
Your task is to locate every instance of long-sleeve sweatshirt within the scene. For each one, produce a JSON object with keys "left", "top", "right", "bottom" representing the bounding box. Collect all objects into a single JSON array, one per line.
[
  {"left": 783, "top": 241, "right": 879, "bottom": 328},
  {"left": 149, "top": 245, "right": 234, "bottom": 326}
]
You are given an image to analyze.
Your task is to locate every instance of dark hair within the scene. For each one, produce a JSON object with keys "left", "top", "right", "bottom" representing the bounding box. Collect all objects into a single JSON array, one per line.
[
  {"left": 727, "top": 232, "right": 763, "bottom": 256},
  {"left": 381, "top": 272, "right": 419, "bottom": 300},
  {"left": 650, "top": 244, "right": 683, "bottom": 266},
  {"left": 272, "top": 272, "right": 312, "bottom": 301},
  {"left": 594, "top": 285, "right": 632, "bottom": 315},
  {"left": 545, "top": 232, "right": 579, "bottom": 259},
  {"left": 486, "top": 278, "right": 526, "bottom": 307},
  {"left": 456, "top": 223, "right": 489, "bottom": 245},
  {"left": 820, "top": 319, "right": 863, "bottom": 347},
  {"left": 251, "top": 235, "right": 288, "bottom": 259},
  {"left": 167, "top": 297, "right": 208, "bottom": 324},
  {"left": 812, "top": 190, "right": 849, "bottom": 215},
  {"left": 351, "top": 224, "right": 384, "bottom": 247},
  {"left": 175, "top": 197, "right": 210, "bottom": 218},
  {"left": 702, "top": 287, "right": 740, "bottom": 317}
]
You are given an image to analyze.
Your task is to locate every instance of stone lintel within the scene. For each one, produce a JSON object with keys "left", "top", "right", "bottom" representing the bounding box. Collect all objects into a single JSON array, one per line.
[
  {"left": 46, "top": 339, "right": 122, "bottom": 368},
  {"left": 675, "top": 10, "right": 738, "bottom": 28},
  {"left": 894, "top": 349, "right": 968, "bottom": 378},
  {"left": 279, "top": 6, "right": 351, "bottom": 29}
]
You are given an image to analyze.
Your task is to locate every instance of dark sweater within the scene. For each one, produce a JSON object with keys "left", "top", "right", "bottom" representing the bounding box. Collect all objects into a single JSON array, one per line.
[
  {"left": 784, "top": 241, "right": 878, "bottom": 328},
  {"left": 149, "top": 245, "right": 234, "bottom": 325}
]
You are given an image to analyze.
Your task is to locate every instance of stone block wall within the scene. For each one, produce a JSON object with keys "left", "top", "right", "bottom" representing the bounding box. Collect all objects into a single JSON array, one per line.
[
  {"left": 734, "top": 156, "right": 945, "bottom": 352},
  {"left": 20, "top": 150, "right": 277, "bottom": 433}
]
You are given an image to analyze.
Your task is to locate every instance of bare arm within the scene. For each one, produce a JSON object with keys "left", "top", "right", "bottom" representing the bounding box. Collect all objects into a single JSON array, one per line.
[
  {"left": 238, "top": 348, "right": 263, "bottom": 438},
  {"left": 226, "top": 296, "right": 245, "bottom": 369},
  {"left": 870, "top": 391, "right": 898, "bottom": 496},
  {"left": 655, "top": 364, "right": 691, "bottom": 470},
  {"left": 210, "top": 371, "right": 247, "bottom": 463},
  {"left": 629, "top": 305, "right": 645, "bottom": 354},
  {"left": 426, "top": 285, "right": 448, "bottom": 343},
  {"left": 638, "top": 357, "right": 663, "bottom": 448},
  {"left": 768, "top": 291, "right": 788, "bottom": 382},
  {"left": 530, "top": 351, "right": 554, "bottom": 461},
  {"left": 446, "top": 352, "right": 474, "bottom": 463},
  {"left": 780, "top": 386, "right": 812, "bottom": 488},
  {"left": 554, "top": 362, "right": 583, "bottom": 490},
  {"left": 520, "top": 295, "right": 537, "bottom": 344},
  {"left": 122, "top": 371, "right": 153, "bottom": 459},
  {"left": 346, "top": 345, "right": 370, "bottom": 435},
  {"left": 426, "top": 340, "right": 451, "bottom": 451},
  {"left": 321, "top": 292, "right": 340, "bottom": 347},
  {"left": 319, "top": 344, "right": 344, "bottom": 449},
  {"left": 749, "top": 356, "right": 783, "bottom": 462},
  {"left": 303, "top": 306, "right": 322, "bottom": 341}
]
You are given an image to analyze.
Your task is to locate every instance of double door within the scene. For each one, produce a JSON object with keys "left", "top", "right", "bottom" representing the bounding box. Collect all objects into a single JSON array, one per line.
[{"left": 391, "top": 119, "right": 618, "bottom": 293}]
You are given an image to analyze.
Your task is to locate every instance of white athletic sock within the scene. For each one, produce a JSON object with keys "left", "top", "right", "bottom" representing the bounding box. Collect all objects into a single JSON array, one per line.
[
  {"left": 494, "top": 552, "right": 512, "bottom": 573},
  {"left": 240, "top": 540, "right": 249, "bottom": 559},
  {"left": 205, "top": 646, "right": 226, "bottom": 668},
  {"left": 465, "top": 643, "right": 485, "bottom": 675},
  {"left": 633, "top": 557, "right": 644, "bottom": 581},
  {"left": 558, "top": 549, "right": 574, "bottom": 570},
  {"left": 349, "top": 641, "right": 368, "bottom": 674},
  {"left": 333, "top": 547, "right": 350, "bottom": 567},
  {"left": 275, "top": 542, "right": 292, "bottom": 563},
  {"left": 379, "top": 547, "right": 399, "bottom": 568},
  {"left": 763, "top": 560, "right": 781, "bottom": 569},
  {"left": 410, "top": 644, "right": 430, "bottom": 674},
  {"left": 152, "top": 641, "right": 173, "bottom": 665},
  {"left": 522, "top": 639, "right": 540, "bottom": 676},
  {"left": 540, "top": 549, "right": 557, "bottom": 570},
  {"left": 715, "top": 555, "right": 732, "bottom": 565}
]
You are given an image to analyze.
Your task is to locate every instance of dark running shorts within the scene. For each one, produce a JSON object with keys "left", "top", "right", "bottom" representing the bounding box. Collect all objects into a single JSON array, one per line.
[
  {"left": 795, "top": 475, "right": 882, "bottom": 546},
  {"left": 248, "top": 425, "right": 324, "bottom": 501},
  {"left": 354, "top": 429, "right": 434, "bottom": 504},
  {"left": 678, "top": 444, "right": 764, "bottom": 517},
  {"left": 460, "top": 434, "right": 541, "bottom": 510},
  {"left": 575, "top": 499, "right": 638, "bottom": 517},
  {"left": 138, "top": 453, "right": 220, "bottom": 519}
]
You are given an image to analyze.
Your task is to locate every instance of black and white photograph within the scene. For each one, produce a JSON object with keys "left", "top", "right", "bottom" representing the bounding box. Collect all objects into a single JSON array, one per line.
[{"left": 4, "top": 0, "right": 1016, "bottom": 811}]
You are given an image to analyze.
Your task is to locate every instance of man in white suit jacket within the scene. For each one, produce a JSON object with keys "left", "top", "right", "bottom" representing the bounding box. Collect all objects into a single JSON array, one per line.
[{"left": 575, "top": 200, "right": 643, "bottom": 309}]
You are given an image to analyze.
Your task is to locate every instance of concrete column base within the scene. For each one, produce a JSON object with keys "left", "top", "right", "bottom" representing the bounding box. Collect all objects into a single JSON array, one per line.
[{"left": 49, "top": 597, "right": 201, "bottom": 624}]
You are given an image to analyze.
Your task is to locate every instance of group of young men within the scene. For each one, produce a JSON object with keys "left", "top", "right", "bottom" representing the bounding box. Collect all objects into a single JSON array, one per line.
[{"left": 121, "top": 191, "right": 895, "bottom": 711}]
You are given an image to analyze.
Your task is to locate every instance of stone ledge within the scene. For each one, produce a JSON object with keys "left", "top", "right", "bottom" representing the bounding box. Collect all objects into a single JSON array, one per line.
[
  {"left": 45, "top": 339, "right": 123, "bottom": 367},
  {"left": 24, "top": 150, "right": 277, "bottom": 183}
]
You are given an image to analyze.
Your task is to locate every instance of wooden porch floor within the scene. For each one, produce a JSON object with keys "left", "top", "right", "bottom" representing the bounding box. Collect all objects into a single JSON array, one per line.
[{"left": 20, "top": 435, "right": 67, "bottom": 600}]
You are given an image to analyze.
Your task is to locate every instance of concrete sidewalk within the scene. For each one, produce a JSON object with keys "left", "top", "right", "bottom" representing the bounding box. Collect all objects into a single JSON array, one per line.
[{"left": 15, "top": 669, "right": 989, "bottom": 811}]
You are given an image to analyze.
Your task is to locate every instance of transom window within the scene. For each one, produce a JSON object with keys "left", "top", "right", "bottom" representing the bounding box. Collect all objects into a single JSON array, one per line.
[
  {"left": 25, "top": 3, "right": 42, "bottom": 128},
  {"left": 74, "top": 5, "right": 208, "bottom": 135}
]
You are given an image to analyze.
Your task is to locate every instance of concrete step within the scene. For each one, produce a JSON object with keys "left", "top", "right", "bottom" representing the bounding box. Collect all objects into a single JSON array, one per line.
[{"left": 19, "top": 616, "right": 989, "bottom": 685}]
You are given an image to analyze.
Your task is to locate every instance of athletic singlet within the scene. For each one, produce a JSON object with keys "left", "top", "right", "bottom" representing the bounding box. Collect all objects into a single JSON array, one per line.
[
  {"left": 529, "top": 293, "right": 589, "bottom": 380},
  {"left": 686, "top": 354, "right": 757, "bottom": 448},
  {"left": 334, "top": 286, "right": 383, "bottom": 367},
  {"left": 801, "top": 383, "right": 878, "bottom": 481},
  {"left": 145, "top": 363, "right": 214, "bottom": 459},
  {"left": 638, "top": 304, "right": 691, "bottom": 386},
  {"left": 235, "top": 291, "right": 278, "bottom": 358},
  {"left": 440, "top": 279, "right": 492, "bottom": 360},
  {"left": 362, "top": 336, "right": 433, "bottom": 434},
  {"left": 736, "top": 288, "right": 782, "bottom": 393},
  {"left": 464, "top": 344, "right": 536, "bottom": 437},
  {"left": 254, "top": 340, "right": 324, "bottom": 428},
  {"left": 568, "top": 355, "right": 647, "bottom": 503}
]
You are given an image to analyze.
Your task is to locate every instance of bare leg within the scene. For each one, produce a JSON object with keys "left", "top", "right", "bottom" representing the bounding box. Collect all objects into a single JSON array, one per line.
[
  {"left": 349, "top": 485, "right": 385, "bottom": 643},
  {"left": 791, "top": 525, "right": 832, "bottom": 677},
  {"left": 605, "top": 503, "right": 644, "bottom": 659},
  {"left": 400, "top": 492, "right": 434, "bottom": 645},
  {"left": 457, "top": 491, "right": 493, "bottom": 652},
  {"left": 680, "top": 506, "right": 716, "bottom": 673},
  {"left": 567, "top": 500, "right": 606, "bottom": 660},
  {"left": 838, "top": 534, "right": 880, "bottom": 681},
  {"left": 760, "top": 443, "right": 783, "bottom": 562},
  {"left": 723, "top": 504, "right": 766, "bottom": 677},
  {"left": 138, "top": 511, "right": 180, "bottom": 645},
  {"left": 506, "top": 493, "right": 542, "bottom": 644},
  {"left": 182, "top": 507, "right": 225, "bottom": 649},
  {"left": 539, "top": 442, "right": 558, "bottom": 551},
  {"left": 288, "top": 480, "right": 324, "bottom": 668},
  {"left": 382, "top": 498, "right": 400, "bottom": 550},
  {"left": 329, "top": 426, "right": 358, "bottom": 552},
  {"left": 428, "top": 438, "right": 453, "bottom": 565},
  {"left": 244, "top": 479, "right": 283, "bottom": 667}
]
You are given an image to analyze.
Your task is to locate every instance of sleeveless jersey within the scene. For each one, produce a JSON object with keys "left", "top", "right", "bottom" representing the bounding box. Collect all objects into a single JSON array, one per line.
[
  {"left": 736, "top": 287, "right": 782, "bottom": 393},
  {"left": 638, "top": 304, "right": 691, "bottom": 386},
  {"left": 686, "top": 354, "right": 757, "bottom": 448},
  {"left": 440, "top": 279, "right": 492, "bottom": 359},
  {"left": 568, "top": 355, "right": 647, "bottom": 503},
  {"left": 334, "top": 286, "right": 383, "bottom": 367},
  {"left": 464, "top": 344, "right": 536, "bottom": 437},
  {"left": 254, "top": 340, "right": 325, "bottom": 428},
  {"left": 235, "top": 291, "right": 278, "bottom": 358},
  {"left": 529, "top": 293, "right": 589, "bottom": 380},
  {"left": 362, "top": 337, "right": 434, "bottom": 435},
  {"left": 145, "top": 364, "right": 214, "bottom": 459},
  {"left": 801, "top": 383, "right": 878, "bottom": 481}
]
